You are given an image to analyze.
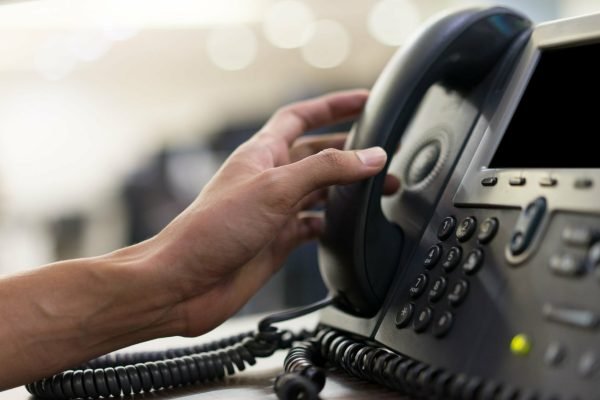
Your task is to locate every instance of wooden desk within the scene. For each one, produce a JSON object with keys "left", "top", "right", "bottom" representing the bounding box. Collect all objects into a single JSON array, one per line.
[{"left": 0, "top": 314, "right": 405, "bottom": 400}]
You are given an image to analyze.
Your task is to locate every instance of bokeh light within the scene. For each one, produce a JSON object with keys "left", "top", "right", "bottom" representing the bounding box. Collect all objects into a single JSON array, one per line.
[
  {"left": 262, "top": 0, "right": 315, "bottom": 49},
  {"left": 301, "top": 19, "right": 351, "bottom": 69},
  {"left": 206, "top": 26, "right": 258, "bottom": 71},
  {"left": 368, "top": 0, "right": 421, "bottom": 46}
]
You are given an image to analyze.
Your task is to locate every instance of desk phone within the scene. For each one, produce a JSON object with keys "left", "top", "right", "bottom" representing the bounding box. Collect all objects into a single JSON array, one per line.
[{"left": 26, "top": 6, "right": 600, "bottom": 400}]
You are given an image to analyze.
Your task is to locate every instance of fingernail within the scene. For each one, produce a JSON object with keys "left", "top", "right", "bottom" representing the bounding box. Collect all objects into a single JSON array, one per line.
[{"left": 356, "top": 147, "right": 387, "bottom": 166}]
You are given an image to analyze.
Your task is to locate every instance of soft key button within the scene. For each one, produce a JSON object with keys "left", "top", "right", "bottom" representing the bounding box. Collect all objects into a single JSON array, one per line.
[
  {"left": 508, "top": 197, "right": 547, "bottom": 257},
  {"left": 542, "top": 303, "right": 599, "bottom": 329}
]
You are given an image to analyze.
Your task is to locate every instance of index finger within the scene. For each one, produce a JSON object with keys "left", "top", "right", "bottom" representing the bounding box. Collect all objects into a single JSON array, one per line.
[{"left": 258, "top": 89, "right": 369, "bottom": 146}]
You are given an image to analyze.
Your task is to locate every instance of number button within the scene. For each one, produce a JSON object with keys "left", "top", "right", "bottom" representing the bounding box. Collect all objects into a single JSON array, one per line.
[
  {"left": 442, "top": 246, "right": 462, "bottom": 272},
  {"left": 477, "top": 217, "right": 498, "bottom": 244},
  {"left": 437, "top": 217, "right": 456, "bottom": 240},
  {"left": 433, "top": 311, "right": 454, "bottom": 338},
  {"left": 413, "top": 307, "right": 433, "bottom": 332},
  {"left": 409, "top": 273, "right": 429, "bottom": 299},
  {"left": 456, "top": 216, "right": 477, "bottom": 242},
  {"left": 428, "top": 276, "right": 447, "bottom": 303},
  {"left": 424, "top": 244, "right": 442, "bottom": 269},
  {"left": 448, "top": 279, "right": 469, "bottom": 306},
  {"left": 462, "top": 248, "right": 484, "bottom": 275},
  {"left": 395, "top": 303, "right": 415, "bottom": 328}
]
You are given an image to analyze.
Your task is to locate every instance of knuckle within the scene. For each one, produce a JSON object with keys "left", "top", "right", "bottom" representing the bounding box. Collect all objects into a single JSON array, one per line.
[{"left": 318, "top": 148, "right": 345, "bottom": 168}]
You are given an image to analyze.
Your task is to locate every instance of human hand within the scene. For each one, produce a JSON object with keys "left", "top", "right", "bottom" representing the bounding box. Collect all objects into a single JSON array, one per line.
[{"left": 152, "top": 90, "right": 398, "bottom": 336}]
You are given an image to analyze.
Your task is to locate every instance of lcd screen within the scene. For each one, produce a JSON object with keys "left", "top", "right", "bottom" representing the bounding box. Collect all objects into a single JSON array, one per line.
[{"left": 489, "top": 42, "right": 600, "bottom": 168}]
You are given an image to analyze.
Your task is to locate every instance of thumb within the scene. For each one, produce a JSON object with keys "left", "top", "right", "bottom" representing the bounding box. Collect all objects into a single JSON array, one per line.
[{"left": 281, "top": 146, "right": 387, "bottom": 199}]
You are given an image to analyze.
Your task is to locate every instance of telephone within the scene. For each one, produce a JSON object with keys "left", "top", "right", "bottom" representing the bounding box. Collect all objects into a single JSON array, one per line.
[{"left": 26, "top": 6, "right": 600, "bottom": 400}]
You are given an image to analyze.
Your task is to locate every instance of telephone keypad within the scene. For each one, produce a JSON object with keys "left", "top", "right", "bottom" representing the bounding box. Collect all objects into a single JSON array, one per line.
[
  {"left": 409, "top": 273, "right": 429, "bottom": 298},
  {"left": 428, "top": 276, "right": 447, "bottom": 302},
  {"left": 424, "top": 244, "right": 443, "bottom": 269},
  {"left": 413, "top": 307, "right": 433, "bottom": 332},
  {"left": 456, "top": 216, "right": 477, "bottom": 242},
  {"left": 438, "top": 216, "right": 456, "bottom": 240},
  {"left": 442, "top": 246, "right": 462, "bottom": 272},
  {"left": 462, "top": 248, "right": 484, "bottom": 275}
]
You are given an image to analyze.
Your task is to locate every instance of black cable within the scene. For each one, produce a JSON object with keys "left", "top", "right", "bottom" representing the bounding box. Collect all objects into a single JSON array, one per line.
[
  {"left": 25, "top": 298, "right": 334, "bottom": 399},
  {"left": 277, "top": 326, "right": 538, "bottom": 400}
]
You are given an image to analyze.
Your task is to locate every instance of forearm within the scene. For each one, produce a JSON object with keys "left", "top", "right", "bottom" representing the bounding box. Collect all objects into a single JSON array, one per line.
[{"left": 0, "top": 238, "right": 184, "bottom": 390}]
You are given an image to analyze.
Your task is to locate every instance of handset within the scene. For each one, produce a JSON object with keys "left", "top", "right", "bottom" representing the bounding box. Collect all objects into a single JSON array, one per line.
[{"left": 319, "top": 7, "right": 530, "bottom": 317}]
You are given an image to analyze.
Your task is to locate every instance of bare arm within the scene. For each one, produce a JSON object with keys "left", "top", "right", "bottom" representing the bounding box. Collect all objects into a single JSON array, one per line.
[{"left": 0, "top": 90, "right": 393, "bottom": 390}]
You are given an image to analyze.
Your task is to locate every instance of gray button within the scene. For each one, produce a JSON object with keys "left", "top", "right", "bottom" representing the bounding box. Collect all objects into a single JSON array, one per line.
[
  {"left": 539, "top": 176, "right": 557, "bottom": 187},
  {"left": 579, "top": 352, "right": 599, "bottom": 378},
  {"left": 542, "top": 303, "right": 599, "bottom": 329},
  {"left": 544, "top": 342, "right": 565, "bottom": 367},
  {"left": 562, "top": 226, "right": 596, "bottom": 247},
  {"left": 574, "top": 178, "right": 593, "bottom": 189},
  {"left": 548, "top": 254, "right": 585, "bottom": 277},
  {"left": 509, "top": 176, "right": 526, "bottom": 186}
]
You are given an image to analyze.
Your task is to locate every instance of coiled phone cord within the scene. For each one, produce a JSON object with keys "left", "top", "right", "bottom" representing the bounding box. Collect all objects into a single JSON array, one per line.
[
  {"left": 25, "top": 297, "right": 335, "bottom": 400},
  {"left": 277, "top": 327, "right": 533, "bottom": 400}
]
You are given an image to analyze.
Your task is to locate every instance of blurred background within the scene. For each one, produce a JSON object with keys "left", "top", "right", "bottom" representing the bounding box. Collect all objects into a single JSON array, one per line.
[{"left": 0, "top": 0, "right": 598, "bottom": 315}]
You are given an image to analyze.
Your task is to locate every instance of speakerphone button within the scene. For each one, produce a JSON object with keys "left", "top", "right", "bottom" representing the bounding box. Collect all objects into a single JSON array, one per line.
[
  {"left": 438, "top": 217, "right": 456, "bottom": 240},
  {"left": 413, "top": 307, "right": 433, "bottom": 332}
]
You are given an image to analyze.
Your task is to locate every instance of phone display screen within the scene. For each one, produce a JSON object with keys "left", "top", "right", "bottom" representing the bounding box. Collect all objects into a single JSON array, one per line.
[{"left": 489, "top": 42, "right": 600, "bottom": 168}]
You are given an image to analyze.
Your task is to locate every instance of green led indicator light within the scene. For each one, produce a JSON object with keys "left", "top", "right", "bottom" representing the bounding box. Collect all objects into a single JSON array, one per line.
[{"left": 510, "top": 334, "right": 532, "bottom": 356}]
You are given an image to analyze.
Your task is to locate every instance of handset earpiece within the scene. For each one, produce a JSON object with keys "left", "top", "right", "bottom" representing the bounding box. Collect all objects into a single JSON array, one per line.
[{"left": 319, "top": 7, "right": 531, "bottom": 317}]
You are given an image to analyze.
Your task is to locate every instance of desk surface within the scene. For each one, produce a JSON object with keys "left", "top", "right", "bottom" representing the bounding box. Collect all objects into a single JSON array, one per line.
[{"left": 0, "top": 314, "right": 405, "bottom": 400}]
